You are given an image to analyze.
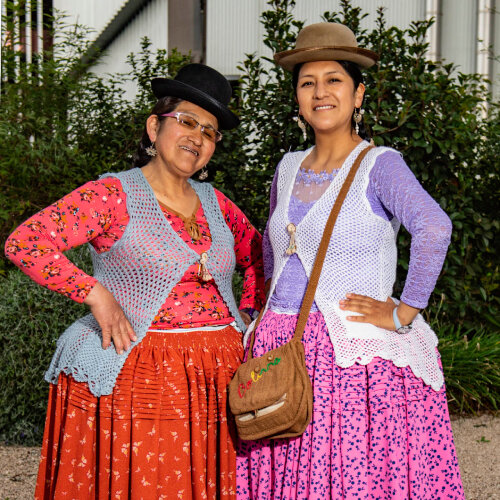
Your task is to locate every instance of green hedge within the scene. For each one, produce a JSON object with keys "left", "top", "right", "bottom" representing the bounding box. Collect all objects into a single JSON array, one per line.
[{"left": 0, "top": 249, "right": 90, "bottom": 445}]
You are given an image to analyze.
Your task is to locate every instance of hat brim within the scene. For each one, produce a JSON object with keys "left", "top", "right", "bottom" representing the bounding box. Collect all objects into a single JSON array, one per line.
[
  {"left": 274, "top": 46, "right": 379, "bottom": 71},
  {"left": 151, "top": 79, "right": 239, "bottom": 130}
]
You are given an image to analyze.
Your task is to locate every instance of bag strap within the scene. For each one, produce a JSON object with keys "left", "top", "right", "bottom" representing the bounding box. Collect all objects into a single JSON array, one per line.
[{"left": 248, "top": 144, "right": 374, "bottom": 358}]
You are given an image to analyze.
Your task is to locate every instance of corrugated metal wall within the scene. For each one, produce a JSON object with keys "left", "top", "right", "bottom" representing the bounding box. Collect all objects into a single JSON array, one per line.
[
  {"left": 206, "top": 0, "right": 268, "bottom": 77},
  {"left": 52, "top": 0, "right": 499, "bottom": 99},
  {"left": 91, "top": 0, "right": 168, "bottom": 98},
  {"left": 441, "top": 0, "right": 477, "bottom": 74},
  {"left": 493, "top": 0, "right": 500, "bottom": 100},
  {"left": 54, "top": 0, "right": 127, "bottom": 38},
  {"left": 206, "top": 0, "right": 427, "bottom": 77},
  {"left": 292, "top": 0, "right": 425, "bottom": 29}
]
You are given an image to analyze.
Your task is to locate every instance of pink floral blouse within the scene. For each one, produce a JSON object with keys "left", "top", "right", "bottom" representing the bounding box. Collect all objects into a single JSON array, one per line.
[{"left": 5, "top": 177, "right": 265, "bottom": 329}]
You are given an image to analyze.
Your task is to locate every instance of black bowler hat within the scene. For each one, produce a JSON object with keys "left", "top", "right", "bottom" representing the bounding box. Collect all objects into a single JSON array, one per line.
[{"left": 151, "top": 63, "right": 239, "bottom": 130}]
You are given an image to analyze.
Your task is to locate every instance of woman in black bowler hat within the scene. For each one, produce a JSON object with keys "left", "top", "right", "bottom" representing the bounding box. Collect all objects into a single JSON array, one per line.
[{"left": 6, "top": 63, "right": 265, "bottom": 499}]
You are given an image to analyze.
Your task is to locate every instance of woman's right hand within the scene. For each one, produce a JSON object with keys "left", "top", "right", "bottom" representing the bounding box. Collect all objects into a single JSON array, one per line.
[{"left": 83, "top": 282, "right": 137, "bottom": 354}]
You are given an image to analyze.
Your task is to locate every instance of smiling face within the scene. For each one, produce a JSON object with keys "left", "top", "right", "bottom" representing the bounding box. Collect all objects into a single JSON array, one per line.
[
  {"left": 296, "top": 60, "right": 365, "bottom": 137},
  {"left": 146, "top": 100, "right": 218, "bottom": 179}
]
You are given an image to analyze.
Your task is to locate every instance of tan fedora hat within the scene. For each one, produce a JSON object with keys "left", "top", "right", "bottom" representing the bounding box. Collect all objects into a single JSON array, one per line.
[{"left": 274, "top": 22, "right": 378, "bottom": 71}]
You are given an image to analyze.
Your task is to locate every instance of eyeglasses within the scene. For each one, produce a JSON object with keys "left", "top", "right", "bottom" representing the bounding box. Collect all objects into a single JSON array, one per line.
[{"left": 160, "top": 112, "right": 223, "bottom": 143}]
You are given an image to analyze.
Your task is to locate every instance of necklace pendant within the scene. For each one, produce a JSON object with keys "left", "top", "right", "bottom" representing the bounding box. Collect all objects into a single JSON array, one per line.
[{"left": 286, "top": 222, "right": 297, "bottom": 255}]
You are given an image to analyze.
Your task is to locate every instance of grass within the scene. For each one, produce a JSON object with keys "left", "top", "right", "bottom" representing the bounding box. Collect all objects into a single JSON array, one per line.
[{"left": 437, "top": 323, "right": 500, "bottom": 414}]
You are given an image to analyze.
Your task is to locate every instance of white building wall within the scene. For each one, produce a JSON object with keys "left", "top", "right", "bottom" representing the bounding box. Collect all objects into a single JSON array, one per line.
[
  {"left": 441, "top": 0, "right": 477, "bottom": 74},
  {"left": 54, "top": 0, "right": 127, "bottom": 39},
  {"left": 54, "top": 0, "right": 168, "bottom": 99},
  {"left": 206, "top": 0, "right": 268, "bottom": 77},
  {"left": 91, "top": 0, "right": 168, "bottom": 98},
  {"left": 293, "top": 0, "right": 425, "bottom": 30},
  {"left": 52, "top": 0, "right": 499, "bottom": 100},
  {"left": 492, "top": 0, "right": 500, "bottom": 100},
  {"left": 207, "top": 0, "right": 427, "bottom": 77}
]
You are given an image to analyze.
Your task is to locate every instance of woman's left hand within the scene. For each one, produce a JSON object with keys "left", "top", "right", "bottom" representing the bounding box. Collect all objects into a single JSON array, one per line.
[
  {"left": 239, "top": 310, "right": 252, "bottom": 327},
  {"left": 339, "top": 293, "right": 397, "bottom": 330}
]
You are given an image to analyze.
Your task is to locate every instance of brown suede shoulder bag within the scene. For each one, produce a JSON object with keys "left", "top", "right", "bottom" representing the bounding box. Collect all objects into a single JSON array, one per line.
[{"left": 229, "top": 145, "right": 374, "bottom": 441}]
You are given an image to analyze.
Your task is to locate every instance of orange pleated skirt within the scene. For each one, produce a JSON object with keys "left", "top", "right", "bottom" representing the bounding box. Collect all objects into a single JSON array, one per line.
[{"left": 35, "top": 326, "right": 243, "bottom": 500}]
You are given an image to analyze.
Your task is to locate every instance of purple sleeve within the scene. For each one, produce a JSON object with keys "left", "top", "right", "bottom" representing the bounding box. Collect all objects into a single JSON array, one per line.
[
  {"left": 263, "top": 164, "right": 279, "bottom": 282},
  {"left": 368, "top": 151, "right": 452, "bottom": 309}
]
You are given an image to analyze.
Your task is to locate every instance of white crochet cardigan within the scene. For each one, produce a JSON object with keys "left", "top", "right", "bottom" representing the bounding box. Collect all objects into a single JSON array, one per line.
[{"left": 259, "top": 143, "right": 443, "bottom": 390}]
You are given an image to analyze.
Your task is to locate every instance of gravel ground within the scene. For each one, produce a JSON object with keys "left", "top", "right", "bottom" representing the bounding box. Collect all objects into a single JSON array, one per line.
[{"left": 0, "top": 414, "right": 498, "bottom": 499}]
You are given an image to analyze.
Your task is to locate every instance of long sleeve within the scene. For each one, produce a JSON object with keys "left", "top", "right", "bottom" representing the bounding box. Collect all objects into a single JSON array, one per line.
[
  {"left": 262, "top": 165, "right": 280, "bottom": 283},
  {"left": 368, "top": 151, "right": 452, "bottom": 309},
  {"left": 4, "top": 178, "right": 128, "bottom": 303},
  {"left": 214, "top": 189, "right": 266, "bottom": 311}
]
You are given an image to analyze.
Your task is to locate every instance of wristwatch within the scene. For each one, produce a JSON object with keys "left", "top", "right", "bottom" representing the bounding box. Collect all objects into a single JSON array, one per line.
[{"left": 392, "top": 307, "right": 412, "bottom": 334}]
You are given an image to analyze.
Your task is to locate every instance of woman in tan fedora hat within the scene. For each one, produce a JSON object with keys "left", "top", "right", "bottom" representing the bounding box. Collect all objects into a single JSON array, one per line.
[
  {"left": 236, "top": 23, "right": 465, "bottom": 499},
  {"left": 6, "top": 63, "right": 265, "bottom": 499}
]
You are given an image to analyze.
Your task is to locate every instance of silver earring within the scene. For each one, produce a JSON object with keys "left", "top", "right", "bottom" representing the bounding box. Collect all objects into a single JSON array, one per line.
[
  {"left": 198, "top": 167, "right": 208, "bottom": 180},
  {"left": 353, "top": 108, "right": 365, "bottom": 135},
  {"left": 293, "top": 114, "right": 308, "bottom": 141},
  {"left": 146, "top": 143, "right": 157, "bottom": 157}
]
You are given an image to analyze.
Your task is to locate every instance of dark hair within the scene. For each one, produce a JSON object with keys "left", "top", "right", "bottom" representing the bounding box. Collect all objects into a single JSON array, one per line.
[
  {"left": 132, "top": 96, "right": 183, "bottom": 168},
  {"left": 292, "top": 60, "right": 370, "bottom": 141}
]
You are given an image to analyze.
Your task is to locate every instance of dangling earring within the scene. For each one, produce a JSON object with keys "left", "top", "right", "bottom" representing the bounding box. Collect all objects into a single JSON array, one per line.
[
  {"left": 353, "top": 108, "right": 365, "bottom": 135},
  {"left": 198, "top": 166, "right": 208, "bottom": 180},
  {"left": 293, "top": 114, "right": 308, "bottom": 141},
  {"left": 146, "top": 142, "right": 157, "bottom": 157}
]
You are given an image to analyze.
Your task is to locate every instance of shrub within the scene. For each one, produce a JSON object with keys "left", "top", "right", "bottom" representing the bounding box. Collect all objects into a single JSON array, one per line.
[
  {"left": 0, "top": 5, "right": 190, "bottom": 273},
  {"left": 0, "top": 248, "right": 91, "bottom": 445}
]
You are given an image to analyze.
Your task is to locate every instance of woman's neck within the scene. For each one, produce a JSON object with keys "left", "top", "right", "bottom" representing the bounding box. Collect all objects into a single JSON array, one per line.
[
  {"left": 304, "top": 129, "right": 363, "bottom": 173},
  {"left": 141, "top": 162, "right": 198, "bottom": 217}
]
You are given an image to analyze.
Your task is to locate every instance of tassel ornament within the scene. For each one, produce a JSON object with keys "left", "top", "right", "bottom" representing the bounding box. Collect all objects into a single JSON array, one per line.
[
  {"left": 198, "top": 252, "right": 213, "bottom": 281},
  {"left": 286, "top": 223, "right": 297, "bottom": 255}
]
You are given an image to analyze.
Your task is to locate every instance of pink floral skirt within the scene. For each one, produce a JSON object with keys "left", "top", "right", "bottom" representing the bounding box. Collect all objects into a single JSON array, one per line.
[{"left": 236, "top": 311, "right": 465, "bottom": 499}]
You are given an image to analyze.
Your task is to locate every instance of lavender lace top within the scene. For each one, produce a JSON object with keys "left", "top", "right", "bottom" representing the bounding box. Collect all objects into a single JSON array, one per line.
[{"left": 264, "top": 150, "right": 452, "bottom": 313}]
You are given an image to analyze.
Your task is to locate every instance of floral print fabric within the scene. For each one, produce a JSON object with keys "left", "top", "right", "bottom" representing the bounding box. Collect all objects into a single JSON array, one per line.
[
  {"left": 36, "top": 327, "right": 243, "bottom": 499},
  {"left": 5, "top": 177, "right": 265, "bottom": 327},
  {"left": 236, "top": 310, "right": 465, "bottom": 499}
]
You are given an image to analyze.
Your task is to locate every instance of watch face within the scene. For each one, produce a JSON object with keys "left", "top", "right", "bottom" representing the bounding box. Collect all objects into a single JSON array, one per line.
[{"left": 396, "top": 325, "right": 412, "bottom": 335}]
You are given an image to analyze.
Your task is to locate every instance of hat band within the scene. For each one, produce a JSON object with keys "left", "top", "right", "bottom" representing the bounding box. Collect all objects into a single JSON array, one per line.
[{"left": 277, "top": 45, "right": 379, "bottom": 62}]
